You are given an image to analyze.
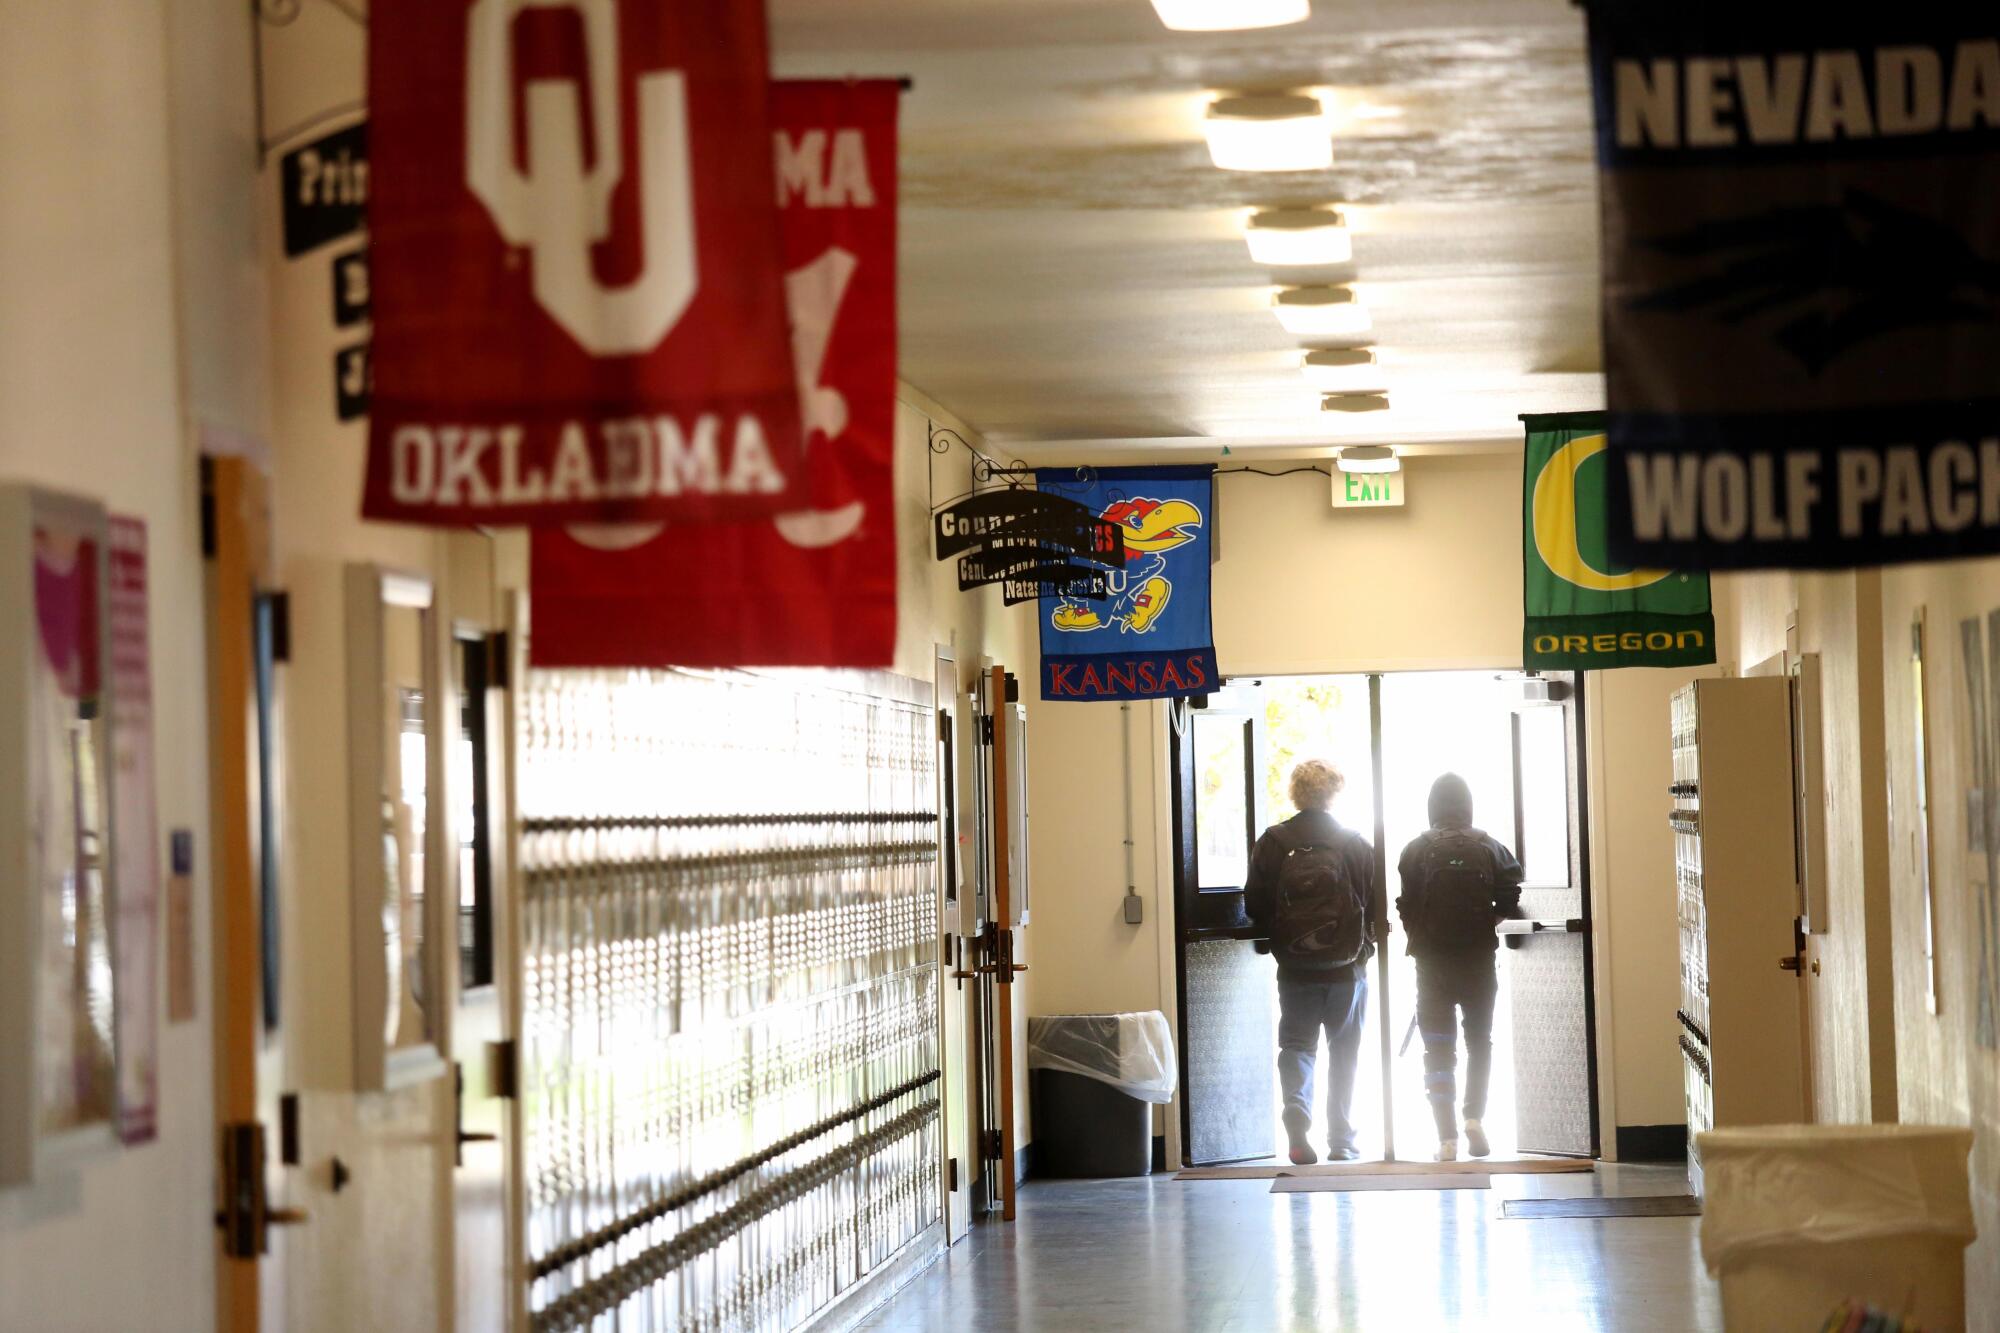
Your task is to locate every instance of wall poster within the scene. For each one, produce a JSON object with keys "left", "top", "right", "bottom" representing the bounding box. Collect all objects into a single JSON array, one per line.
[
  {"left": 25, "top": 493, "right": 118, "bottom": 1143},
  {"left": 108, "top": 516, "right": 159, "bottom": 1143},
  {"left": 1969, "top": 616, "right": 2000, "bottom": 1050}
]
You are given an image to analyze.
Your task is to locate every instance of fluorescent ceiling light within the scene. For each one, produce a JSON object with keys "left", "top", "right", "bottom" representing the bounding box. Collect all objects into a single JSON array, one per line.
[
  {"left": 1204, "top": 94, "right": 1331, "bottom": 172},
  {"left": 1245, "top": 208, "right": 1351, "bottom": 266},
  {"left": 1302, "top": 348, "right": 1385, "bottom": 394},
  {"left": 1272, "top": 285, "right": 1371, "bottom": 338},
  {"left": 1337, "top": 444, "right": 1399, "bottom": 470},
  {"left": 1152, "top": 0, "right": 1309, "bottom": 31}
]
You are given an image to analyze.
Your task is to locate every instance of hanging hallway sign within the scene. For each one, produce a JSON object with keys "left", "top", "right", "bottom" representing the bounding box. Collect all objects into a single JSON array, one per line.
[
  {"left": 1036, "top": 466, "right": 1219, "bottom": 702},
  {"left": 934, "top": 489, "right": 1126, "bottom": 603},
  {"left": 365, "top": 0, "right": 803, "bottom": 527},
  {"left": 1587, "top": 10, "right": 2000, "bottom": 570},
  {"left": 1523, "top": 413, "right": 1716, "bottom": 670},
  {"left": 530, "top": 80, "right": 901, "bottom": 668},
  {"left": 280, "top": 121, "right": 368, "bottom": 259}
]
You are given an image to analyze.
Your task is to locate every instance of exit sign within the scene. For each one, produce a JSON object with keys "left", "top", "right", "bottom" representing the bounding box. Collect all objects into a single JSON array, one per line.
[{"left": 1331, "top": 470, "right": 1405, "bottom": 508}]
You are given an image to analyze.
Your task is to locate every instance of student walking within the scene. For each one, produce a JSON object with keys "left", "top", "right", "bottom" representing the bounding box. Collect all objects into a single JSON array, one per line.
[
  {"left": 1244, "top": 759, "right": 1381, "bottom": 1165},
  {"left": 1395, "top": 773, "right": 1524, "bottom": 1162}
]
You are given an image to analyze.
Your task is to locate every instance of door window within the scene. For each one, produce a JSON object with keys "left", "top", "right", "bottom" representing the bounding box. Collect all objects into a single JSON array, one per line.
[
  {"left": 1192, "top": 713, "right": 1252, "bottom": 889},
  {"left": 1515, "top": 705, "right": 1572, "bottom": 888}
]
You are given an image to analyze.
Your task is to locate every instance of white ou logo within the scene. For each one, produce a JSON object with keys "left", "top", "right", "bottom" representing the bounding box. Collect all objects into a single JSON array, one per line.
[{"left": 464, "top": 0, "right": 697, "bottom": 356}]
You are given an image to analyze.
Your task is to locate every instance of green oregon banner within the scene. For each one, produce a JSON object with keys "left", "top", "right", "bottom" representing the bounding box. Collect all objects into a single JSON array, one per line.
[{"left": 1522, "top": 412, "right": 1715, "bottom": 670}]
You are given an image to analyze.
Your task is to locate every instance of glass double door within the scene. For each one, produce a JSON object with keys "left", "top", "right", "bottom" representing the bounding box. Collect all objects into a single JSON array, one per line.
[{"left": 1172, "top": 671, "right": 1595, "bottom": 1165}]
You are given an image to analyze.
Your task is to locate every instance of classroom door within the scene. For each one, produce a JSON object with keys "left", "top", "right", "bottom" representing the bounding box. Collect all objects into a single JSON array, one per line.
[{"left": 204, "top": 456, "right": 294, "bottom": 1333}]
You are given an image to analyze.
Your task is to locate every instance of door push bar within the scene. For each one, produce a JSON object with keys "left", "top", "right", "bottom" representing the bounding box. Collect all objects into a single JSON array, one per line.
[{"left": 1495, "top": 918, "right": 1587, "bottom": 936}]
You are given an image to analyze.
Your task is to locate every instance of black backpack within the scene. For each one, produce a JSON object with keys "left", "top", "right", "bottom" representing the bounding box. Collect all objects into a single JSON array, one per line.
[
  {"left": 1273, "top": 835, "right": 1367, "bottom": 968},
  {"left": 1416, "top": 830, "right": 1500, "bottom": 948}
]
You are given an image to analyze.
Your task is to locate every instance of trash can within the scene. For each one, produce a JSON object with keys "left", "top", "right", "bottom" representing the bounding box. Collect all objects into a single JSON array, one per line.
[
  {"left": 1027, "top": 1011, "right": 1177, "bottom": 1179},
  {"left": 1698, "top": 1125, "right": 1977, "bottom": 1331}
]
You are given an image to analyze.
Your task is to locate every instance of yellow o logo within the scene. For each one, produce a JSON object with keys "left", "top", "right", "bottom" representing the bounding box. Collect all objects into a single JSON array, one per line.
[{"left": 1532, "top": 434, "right": 1670, "bottom": 593}]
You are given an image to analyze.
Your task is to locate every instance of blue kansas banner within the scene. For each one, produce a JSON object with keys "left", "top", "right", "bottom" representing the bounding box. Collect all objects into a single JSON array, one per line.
[
  {"left": 1036, "top": 465, "right": 1219, "bottom": 702},
  {"left": 1587, "top": 9, "right": 2000, "bottom": 569}
]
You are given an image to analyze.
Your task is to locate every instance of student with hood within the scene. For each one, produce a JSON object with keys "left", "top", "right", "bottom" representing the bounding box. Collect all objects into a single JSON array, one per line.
[{"left": 1395, "top": 772, "right": 1524, "bottom": 1161}]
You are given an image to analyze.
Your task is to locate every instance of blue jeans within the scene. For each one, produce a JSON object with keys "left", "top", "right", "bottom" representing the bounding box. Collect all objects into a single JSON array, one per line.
[{"left": 1276, "top": 970, "right": 1369, "bottom": 1153}]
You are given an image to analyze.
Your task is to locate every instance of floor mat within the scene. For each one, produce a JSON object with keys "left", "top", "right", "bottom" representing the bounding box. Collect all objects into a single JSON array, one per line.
[
  {"left": 1178, "top": 1157, "right": 1593, "bottom": 1181},
  {"left": 1272, "top": 1174, "right": 1491, "bottom": 1193},
  {"left": 1500, "top": 1195, "right": 1701, "bottom": 1219}
]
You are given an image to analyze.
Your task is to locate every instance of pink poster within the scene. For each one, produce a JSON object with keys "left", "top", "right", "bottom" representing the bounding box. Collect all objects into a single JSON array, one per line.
[
  {"left": 108, "top": 516, "right": 158, "bottom": 1144},
  {"left": 29, "top": 506, "right": 115, "bottom": 1138}
]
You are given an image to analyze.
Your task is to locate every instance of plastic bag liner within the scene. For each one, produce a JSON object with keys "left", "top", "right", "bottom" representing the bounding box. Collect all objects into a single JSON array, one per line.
[
  {"left": 1027, "top": 1012, "right": 1177, "bottom": 1104},
  {"left": 1697, "top": 1125, "right": 1977, "bottom": 1274}
]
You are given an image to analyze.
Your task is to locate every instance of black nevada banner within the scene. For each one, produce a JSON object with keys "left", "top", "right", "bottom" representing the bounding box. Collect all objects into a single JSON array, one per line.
[{"left": 1587, "top": 9, "right": 2000, "bottom": 569}]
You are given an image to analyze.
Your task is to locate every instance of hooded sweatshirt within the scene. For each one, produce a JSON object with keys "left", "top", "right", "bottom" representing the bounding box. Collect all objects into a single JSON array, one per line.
[{"left": 1394, "top": 774, "right": 1524, "bottom": 957}]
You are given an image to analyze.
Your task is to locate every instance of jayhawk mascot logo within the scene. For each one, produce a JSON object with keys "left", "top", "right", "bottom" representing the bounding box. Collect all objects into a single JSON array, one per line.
[{"left": 1050, "top": 496, "right": 1203, "bottom": 635}]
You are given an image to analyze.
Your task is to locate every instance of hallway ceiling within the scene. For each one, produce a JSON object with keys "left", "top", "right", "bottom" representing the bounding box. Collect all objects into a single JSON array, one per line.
[{"left": 771, "top": 0, "right": 1602, "bottom": 461}]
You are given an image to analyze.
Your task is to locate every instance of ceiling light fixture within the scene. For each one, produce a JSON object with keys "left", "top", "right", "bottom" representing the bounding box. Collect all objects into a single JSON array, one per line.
[
  {"left": 1245, "top": 208, "right": 1351, "bottom": 266},
  {"left": 1336, "top": 444, "right": 1399, "bottom": 470},
  {"left": 1272, "top": 285, "right": 1371, "bottom": 338},
  {"left": 1203, "top": 94, "right": 1332, "bottom": 172},
  {"left": 1301, "top": 348, "right": 1385, "bottom": 394},
  {"left": 1152, "top": 0, "right": 1309, "bottom": 31}
]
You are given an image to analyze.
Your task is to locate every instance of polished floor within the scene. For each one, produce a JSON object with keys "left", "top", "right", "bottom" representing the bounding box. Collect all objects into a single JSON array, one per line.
[{"left": 861, "top": 1165, "right": 1721, "bottom": 1332}]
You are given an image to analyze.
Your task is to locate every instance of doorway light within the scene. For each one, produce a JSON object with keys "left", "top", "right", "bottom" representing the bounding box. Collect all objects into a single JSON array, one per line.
[
  {"left": 1302, "top": 348, "right": 1385, "bottom": 394},
  {"left": 1337, "top": 445, "right": 1399, "bottom": 470},
  {"left": 1204, "top": 95, "right": 1332, "bottom": 172},
  {"left": 1152, "top": 0, "right": 1309, "bottom": 30},
  {"left": 1245, "top": 208, "right": 1351, "bottom": 266},
  {"left": 1273, "top": 285, "right": 1371, "bottom": 338}
]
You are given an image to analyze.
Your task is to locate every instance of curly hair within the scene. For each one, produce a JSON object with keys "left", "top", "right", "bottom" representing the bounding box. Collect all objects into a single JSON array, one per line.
[{"left": 1288, "top": 759, "right": 1344, "bottom": 812}]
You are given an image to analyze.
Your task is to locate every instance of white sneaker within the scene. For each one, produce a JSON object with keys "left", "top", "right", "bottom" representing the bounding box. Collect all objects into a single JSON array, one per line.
[
  {"left": 1435, "top": 1139, "right": 1459, "bottom": 1163},
  {"left": 1464, "top": 1119, "right": 1490, "bottom": 1158}
]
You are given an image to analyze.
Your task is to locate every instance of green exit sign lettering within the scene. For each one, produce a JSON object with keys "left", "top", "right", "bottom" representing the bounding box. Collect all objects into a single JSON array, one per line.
[{"left": 1331, "top": 470, "right": 1405, "bottom": 509}]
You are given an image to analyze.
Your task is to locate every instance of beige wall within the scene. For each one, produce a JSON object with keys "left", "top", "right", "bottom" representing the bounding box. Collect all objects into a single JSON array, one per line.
[
  {"left": 0, "top": 0, "right": 231, "bottom": 1326},
  {"left": 1213, "top": 458, "right": 1522, "bottom": 675},
  {"left": 1587, "top": 666, "right": 1713, "bottom": 1132}
]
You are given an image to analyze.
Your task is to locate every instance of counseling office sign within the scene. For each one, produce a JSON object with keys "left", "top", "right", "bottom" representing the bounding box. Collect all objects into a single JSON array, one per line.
[
  {"left": 1587, "top": 10, "right": 2000, "bottom": 569},
  {"left": 1524, "top": 414, "right": 1716, "bottom": 671}
]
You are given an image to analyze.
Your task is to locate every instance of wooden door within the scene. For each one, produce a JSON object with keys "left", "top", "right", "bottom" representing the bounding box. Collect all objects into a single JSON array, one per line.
[{"left": 204, "top": 456, "right": 295, "bottom": 1333}]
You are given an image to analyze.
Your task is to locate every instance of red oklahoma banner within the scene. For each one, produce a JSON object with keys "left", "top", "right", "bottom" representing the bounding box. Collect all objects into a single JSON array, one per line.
[
  {"left": 529, "top": 81, "right": 900, "bottom": 668},
  {"left": 364, "top": 0, "right": 803, "bottom": 526}
]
